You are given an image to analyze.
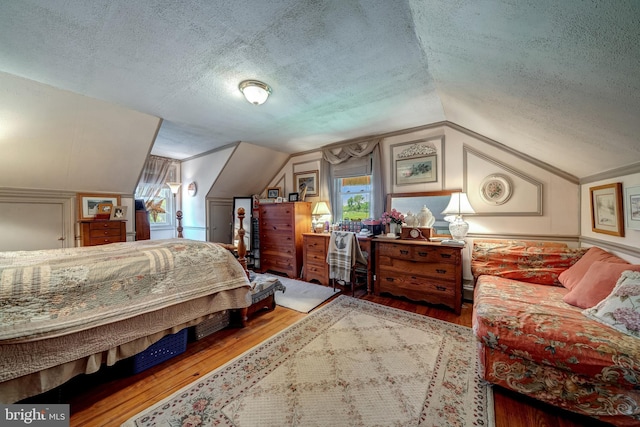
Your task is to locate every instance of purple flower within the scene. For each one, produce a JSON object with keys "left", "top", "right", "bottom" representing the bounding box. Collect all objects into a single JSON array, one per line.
[{"left": 612, "top": 307, "right": 640, "bottom": 331}]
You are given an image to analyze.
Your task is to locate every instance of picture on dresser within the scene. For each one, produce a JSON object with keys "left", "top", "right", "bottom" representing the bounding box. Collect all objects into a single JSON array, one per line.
[
  {"left": 77, "top": 193, "right": 121, "bottom": 220},
  {"left": 110, "top": 206, "right": 127, "bottom": 220}
]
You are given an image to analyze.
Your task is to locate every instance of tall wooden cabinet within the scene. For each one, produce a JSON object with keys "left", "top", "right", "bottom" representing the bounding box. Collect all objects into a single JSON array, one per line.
[{"left": 258, "top": 202, "right": 311, "bottom": 279}]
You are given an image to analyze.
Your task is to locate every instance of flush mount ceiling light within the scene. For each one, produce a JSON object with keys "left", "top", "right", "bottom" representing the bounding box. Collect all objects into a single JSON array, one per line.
[{"left": 238, "top": 80, "right": 272, "bottom": 105}]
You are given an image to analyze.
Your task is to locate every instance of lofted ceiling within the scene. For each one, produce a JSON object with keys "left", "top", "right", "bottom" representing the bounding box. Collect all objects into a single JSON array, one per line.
[{"left": 0, "top": 0, "right": 638, "bottom": 180}]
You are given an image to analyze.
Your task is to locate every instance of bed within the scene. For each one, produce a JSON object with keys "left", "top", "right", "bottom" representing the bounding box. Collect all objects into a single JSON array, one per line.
[{"left": 0, "top": 216, "right": 252, "bottom": 403}]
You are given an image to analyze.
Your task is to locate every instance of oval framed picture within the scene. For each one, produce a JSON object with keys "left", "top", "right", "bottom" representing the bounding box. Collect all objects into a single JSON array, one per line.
[
  {"left": 480, "top": 174, "right": 512, "bottom": 205},
  {"left": 187, "top": 182, "right": 197, "bottom": 197}
]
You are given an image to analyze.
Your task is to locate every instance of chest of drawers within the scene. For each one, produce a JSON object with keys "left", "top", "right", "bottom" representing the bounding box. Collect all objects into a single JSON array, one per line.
[
  {"left": 258, "top": 202, "right": 311, "bottom": 279},
  {"left": 80, "top": 220, "right": 126, "bottom": 246},
  {"left": 374, "top": 240, "right": 463, "bottom": 314}
]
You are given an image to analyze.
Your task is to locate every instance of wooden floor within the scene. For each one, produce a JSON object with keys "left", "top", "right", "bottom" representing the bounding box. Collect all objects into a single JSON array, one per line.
[{"left": 40, "top": 291, "right": 609, "bottom": 426}]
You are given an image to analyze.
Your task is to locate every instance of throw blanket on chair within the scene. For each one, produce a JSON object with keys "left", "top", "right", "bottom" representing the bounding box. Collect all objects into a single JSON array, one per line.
[{"left": 326, "top": 231, "right": 366, "bottom": 282}]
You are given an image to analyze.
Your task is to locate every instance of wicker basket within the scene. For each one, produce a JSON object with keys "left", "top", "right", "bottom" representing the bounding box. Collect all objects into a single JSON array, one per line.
[
  {"left": 132, "top": 328, "right": 187, "bottom": 374},
  {"left": 193, "top": 310, "right": 231, "bottom": 340}
]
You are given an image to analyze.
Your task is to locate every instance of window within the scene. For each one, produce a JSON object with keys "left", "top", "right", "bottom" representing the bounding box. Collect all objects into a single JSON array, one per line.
[
  {"left": 137, "top": 187, "right": 173, "bottom": 226},
  {"left": 335, "top": 175, "right": 372, "bottom": 221}
]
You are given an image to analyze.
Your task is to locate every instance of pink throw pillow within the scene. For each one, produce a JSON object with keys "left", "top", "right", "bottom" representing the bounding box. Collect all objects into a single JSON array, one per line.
[
  {"left": 558, "top": 246, "right": 628, "bottom": 290},
  {"left": 563, "top": 261, "right": 640, "bottom": 308}
]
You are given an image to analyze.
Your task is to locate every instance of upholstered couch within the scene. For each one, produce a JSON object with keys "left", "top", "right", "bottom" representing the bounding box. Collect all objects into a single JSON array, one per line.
[{"left": 471, "top": 239, "right": 640, "bottom": 426}]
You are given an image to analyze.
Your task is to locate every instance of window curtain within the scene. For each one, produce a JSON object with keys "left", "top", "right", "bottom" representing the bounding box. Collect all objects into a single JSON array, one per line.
[
  {"left": 136, "top": 155, "right": 176, "bottom": 206},
  {"left": 321, "top": 139, "right": 385, "bottom": 221}
]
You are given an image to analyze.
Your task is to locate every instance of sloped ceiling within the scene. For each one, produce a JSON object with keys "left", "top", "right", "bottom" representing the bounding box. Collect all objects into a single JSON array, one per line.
[{"left": 0, "top": 0, "right": 638, "bottom": 183}]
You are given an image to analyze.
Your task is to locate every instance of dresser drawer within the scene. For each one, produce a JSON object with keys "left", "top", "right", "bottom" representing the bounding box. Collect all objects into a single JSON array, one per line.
[
  {"left": 377, "top": 243, "right": 458, "bottom": 264},
  {"left": 88, "top": 221, "right": 122, "bottom": 230},
  {"left": 89, "top": 227, "right": 122, "bottom": 238},
  {"left": 378, "top": 267, "right": 455, "bottom": 296},
  {"left": 89, "top": 236, "right": 123, "bottom": 246},
  {"left": 377, "top": 256, "right": 456, "bottom": 282}
]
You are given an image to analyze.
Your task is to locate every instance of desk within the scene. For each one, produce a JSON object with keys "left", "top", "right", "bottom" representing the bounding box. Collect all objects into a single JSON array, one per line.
[{"left": 302, "top": 233, "right": 374, "bottom": 293}]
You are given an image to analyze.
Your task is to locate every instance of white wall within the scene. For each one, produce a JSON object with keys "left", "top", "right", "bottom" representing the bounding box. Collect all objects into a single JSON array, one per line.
[{"left": 180, "top": 145, "right": 236, "bottom": 241}]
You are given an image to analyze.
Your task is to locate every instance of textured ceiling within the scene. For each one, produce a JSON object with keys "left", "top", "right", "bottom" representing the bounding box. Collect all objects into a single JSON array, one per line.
[{"left": 0, "top": 0, "right": 638, "bottom": 179}]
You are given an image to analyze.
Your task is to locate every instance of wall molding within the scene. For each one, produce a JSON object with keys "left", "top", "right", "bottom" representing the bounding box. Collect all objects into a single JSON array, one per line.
[
  {"left": 580, "top": 236, "right": 640, "bottom": 258},
  {"left": 580, "top": 162, "right": 640, "bottom": 184},
  {"left": 463, "top": 146, "right": 543, "bottom": 216}
]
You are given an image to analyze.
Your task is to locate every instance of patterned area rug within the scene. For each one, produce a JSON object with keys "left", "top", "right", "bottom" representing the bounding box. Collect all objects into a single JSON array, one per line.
[{"left": 122, "top": 296, "right": 494, "bottom": 427}]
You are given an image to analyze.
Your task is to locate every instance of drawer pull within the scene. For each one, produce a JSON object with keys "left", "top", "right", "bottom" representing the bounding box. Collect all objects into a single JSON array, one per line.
[
  {"left": 417, "top": 251, "right": 428, "bottom": 257},
  {"left": 440, "top": 253, "right": 452, "bottom": 259},
  {"left": 436, "top": 286, "right": 447, "bottom": 291},
  {"left": 385, "top": 277, "right": 395, "bottom": 282},
  {"left": 436, "top": 269, "right": 447, "bottom": 274},
  {"left": 400, "top": 250, "right": 409, "bottom": 255}
]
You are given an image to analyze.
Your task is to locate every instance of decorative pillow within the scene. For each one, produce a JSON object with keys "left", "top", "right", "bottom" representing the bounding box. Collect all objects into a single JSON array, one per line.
[
  {"left": 563, "top": 262, "right": 640, "bottom": 308},
  {"left": 558, "top": 246, "right": 628, "bottom": 290},
  {"left": 583, "top": 270, "right": 640, "bottom": 338}
]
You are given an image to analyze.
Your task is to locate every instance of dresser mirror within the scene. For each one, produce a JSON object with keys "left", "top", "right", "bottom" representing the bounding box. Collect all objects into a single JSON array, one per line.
[{"left": 386, "top": 190, "right": 460, "bottom": 237}]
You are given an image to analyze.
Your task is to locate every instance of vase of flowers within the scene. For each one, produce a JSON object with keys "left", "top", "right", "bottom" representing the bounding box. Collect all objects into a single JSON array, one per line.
[{"left": 381, "top": 209, "right": 404, "bottom": 236}]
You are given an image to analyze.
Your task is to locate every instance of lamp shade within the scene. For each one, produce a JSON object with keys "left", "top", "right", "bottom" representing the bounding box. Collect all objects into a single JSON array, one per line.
[
  {"left": 442, "top": 192, "right": 475, "bottom": 216},
  {"left": 312, "top": 201, "right": 331, "bottom": 216},
  {"left": 239, "top": 80, "right": 272, "bottom": 105},
  {"left": 166, "top": 182, "right": 182, "bottom": 194}
]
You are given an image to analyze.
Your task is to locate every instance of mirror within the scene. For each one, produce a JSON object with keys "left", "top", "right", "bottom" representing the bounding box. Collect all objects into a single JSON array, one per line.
[{"left": 386, "top": 190, "right": 460, "bottom": 237}]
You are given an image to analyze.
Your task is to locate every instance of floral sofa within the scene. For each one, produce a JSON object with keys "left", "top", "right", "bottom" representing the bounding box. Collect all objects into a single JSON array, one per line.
[{"left": 471, "top": 239, "right": 640, "bottom": 426}]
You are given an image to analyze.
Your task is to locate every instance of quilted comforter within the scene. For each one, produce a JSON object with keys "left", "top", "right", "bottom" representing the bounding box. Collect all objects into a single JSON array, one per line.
[
  {"left": 0, "top": 239, "right": 250, "bottom": 343},
  {"left": 0, "top": 238, "right": 253, "bottom": 403}
]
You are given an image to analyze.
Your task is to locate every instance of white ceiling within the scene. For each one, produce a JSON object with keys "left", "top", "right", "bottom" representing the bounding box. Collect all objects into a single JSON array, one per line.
[{"left": 0, "top": 0, "right": 638, "bottom": 179}]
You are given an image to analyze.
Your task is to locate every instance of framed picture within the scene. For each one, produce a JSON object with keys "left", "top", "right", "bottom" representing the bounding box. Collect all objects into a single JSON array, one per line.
[
  {"left": 625, "top": 185, "right": 640, "bottom": 231},
  {"left": 288, "top": 192, "right": 299, "bottom": 202},
  {"left": 97, "top": 203, "right": 113, "bottom": 214},
  {"left": 109, "top": 206, "right": 127, "bottom": 220},
  {"left": 294, "top": 170, "right": 319, "bottom": 197},
  {"left": 590, "top": 183, "right": 624, "bottom": 237},
  {"left": 395, "top": 155, "right": 437, "bottom": 185},
  {"left": 267, "top": 187, "right": 281, "bottom": 199},
  {"left": 77, "top": 193, "right": 121, "bottom": 220}
]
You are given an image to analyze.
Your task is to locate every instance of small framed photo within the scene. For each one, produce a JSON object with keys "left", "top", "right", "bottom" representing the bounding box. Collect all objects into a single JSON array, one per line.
[
  {"left": 590, "top": 183, "right": 624, "bottom": 237},
  {"left": 288, "top": 192, "right": 299, "bottom": 202},
  {"left": 77, "top": 193, "right": 121, "bottom": 220},
  {"left": 625, "top": 185, "right": 640, "bottom": 231},
  {"left": 110, "top": 205, "right": 128, "bottom": 220},
  {"left": 97, "top": 203, "right": 113, "bottom": 214},
  {"left": 276, "top": 197, "right": 284, "bottom": 203},
  {"left": 395, "top": 155, "right": 437, "bottom": 186},
  {"left": 267, "top": 187, "right": 281, "bottom": 199},
  {"left": 294, "top": 170, "right": 319, "bottom": 197}
]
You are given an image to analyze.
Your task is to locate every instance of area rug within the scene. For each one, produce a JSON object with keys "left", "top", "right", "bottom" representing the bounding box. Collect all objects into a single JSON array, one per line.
[
  {"left": 123, "top": 296, "right": 494, "bottom": 427},
  {"left": 264, "top": 273, "right": 340, "bottom": 313}
]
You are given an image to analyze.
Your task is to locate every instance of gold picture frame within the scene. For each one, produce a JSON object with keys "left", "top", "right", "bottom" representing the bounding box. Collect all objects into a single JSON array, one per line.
[
  {"left": 294, "top": 170, "right": 319, "bottom": 197},
  {"left": 266, "top": 187, "right": 281, "bottom": 199},
  {"left": 590, "top": 183, "right": 624, "bottom": 237},
  {"left": 77, "top": 193, "right": 121, "bottom": 220}
]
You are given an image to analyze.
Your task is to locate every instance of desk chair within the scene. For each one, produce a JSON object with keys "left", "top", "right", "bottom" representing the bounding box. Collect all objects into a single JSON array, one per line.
[{"left": 326, "top": 231, "right": 368, "bottom": 296}]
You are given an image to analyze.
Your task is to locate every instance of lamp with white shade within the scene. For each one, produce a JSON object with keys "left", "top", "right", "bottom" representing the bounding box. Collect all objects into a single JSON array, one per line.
[
  {"left": 441, "top": 192, "right": 475, "bottom": 242},
  {"left": 311, "top": 201, "right": 331, "bottom": 233},
  {"left": 166, "top": 182, "right": 182, "bottom": 237}
]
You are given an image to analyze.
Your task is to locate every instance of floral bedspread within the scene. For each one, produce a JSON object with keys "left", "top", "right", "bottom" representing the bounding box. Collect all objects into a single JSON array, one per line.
[{"left": 0, "top": 239, "right": 250, "bottom": 343}]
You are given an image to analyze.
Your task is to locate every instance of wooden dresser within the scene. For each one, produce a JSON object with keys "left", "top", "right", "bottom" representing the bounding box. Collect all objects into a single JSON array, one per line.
[
  {"left": 258, "top": 202, "right": 311, "bottom": 279},
  {"left": 374, "top": 239, "right": 463, "bottom": 314},
  {"left": 302, "top": 233, "right": 374, "bottom": 292},
  {"left": 79, "top": 220, "right": 126, "bottom": 246}
]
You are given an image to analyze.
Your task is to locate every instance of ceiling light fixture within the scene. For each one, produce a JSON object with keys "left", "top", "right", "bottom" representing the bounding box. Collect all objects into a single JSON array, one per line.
[{"left": 238, "top": 80, "right": 272, "bottom": 105}]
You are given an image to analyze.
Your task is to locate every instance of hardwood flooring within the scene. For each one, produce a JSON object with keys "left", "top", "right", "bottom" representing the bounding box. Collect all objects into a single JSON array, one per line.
[{"left": 43, "top": 291, "right": 609, "bottom": 426}]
